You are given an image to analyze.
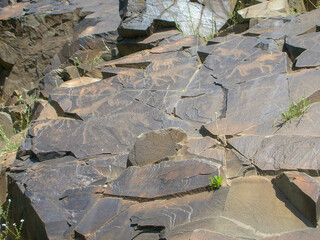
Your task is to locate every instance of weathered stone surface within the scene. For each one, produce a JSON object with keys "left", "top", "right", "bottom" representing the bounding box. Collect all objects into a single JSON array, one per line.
[
  {"left": 87, "top": 154, "right": 128, "bottom": 181},
  {"left": 74, "top": 198, "right": 136, "bottom": 239},
  {"left": 0, "top": 0, "right": 121, "bottom": 100},
  {"left": 190, "top": 230, "right": 236, "bottom": 240},
  {"left": 222, "top": 176, "right": 312, "bottom": 234},
  {"left": 118, "top": 0, "right": 232, "bottom": 38},
  {"left": 4, "top": 4, "right": 320, "bottom": 239},
  {"left": 285, "top": 32, "right": 320, "bottom": 68},
  {"left": 103, "top": 159, "right": 221, "bottom": 200},
  {"left": 203, "top": 73, "right": 290, "bottom": 136},
  {"left": 128, "top": 127, "right": 187, "bottom": 166},
  {"left": 272, "top": 172, "right": 320, "bottom": 226},
  {"left": 117, "top": 29, "right": 182, "bottom": 56},
  {"left": 262, "top": 228, "right": 320, "bottom": 240},
  {"left": 243, "top": 8, "right": 320, "bottom": 39},
  {"left": 229, "top": 135, "right": 320, "bottom": 174},
  {"left": 32, "top": 100, "right": 58, "bottom": 121},
  {"left": 239, "top": 0, "right": 291, "bottom": 19}
]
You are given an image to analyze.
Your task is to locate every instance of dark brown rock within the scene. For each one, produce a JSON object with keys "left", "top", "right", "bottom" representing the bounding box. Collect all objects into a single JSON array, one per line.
[
  {"left": 0, "top": 0, "right": 121, "bottom": 100},
  {"left": 74, "top": 198, "right": 136, "bottom": 239},
  {"left": 117, "top": 29, "right": 182, "bottom": 56},
  {"left": 272, "top": 172, "right": 320, "bottom": 226},
  {"left": 103, "top": 159, "right": 221, "bottom": 201}
]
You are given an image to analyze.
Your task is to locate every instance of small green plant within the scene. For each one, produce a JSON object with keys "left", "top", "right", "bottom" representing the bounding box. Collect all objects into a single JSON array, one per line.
[
  {"left": 0, "top": 96, "right": 33, "bottom": 155},
  {"left": 0, "top": 199, "right": 24, "bottom": 240},
  {"left": 209, "top": 176, "right": 223, "bottom": 191},
  {"left": 0, "top": 125, "right": 21, "bottom": 153},
  {"left": 281, "top": 97, "right": 309, "bottom": 122},
  {"left": 89, "top": 56, "right": 104, "bottom": 66},
  {"left": 73, "top": 57, "right": 81, "bottom": 67}
]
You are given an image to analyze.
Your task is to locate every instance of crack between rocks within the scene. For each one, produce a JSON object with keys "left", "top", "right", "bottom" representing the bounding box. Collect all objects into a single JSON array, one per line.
[
  {"left": 213, "top": 80, "right": 228, "bottom": 119},
  {"left": 102, "top": 186, "right": 210, "bottom": 203},
  {"left": 49, "top": 100, "right": 83, "bottom": 121},
  {"left": 180, "top": 93, "right": 205, "bottom": 99}
]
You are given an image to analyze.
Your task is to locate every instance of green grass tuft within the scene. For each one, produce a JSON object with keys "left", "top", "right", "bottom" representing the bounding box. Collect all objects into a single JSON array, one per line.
[
  {"left": 281, "top": 97, "right": 309, "bottom": 122},
  {"left": 209, "top": 176, "right": 223, "bottom": 191}
]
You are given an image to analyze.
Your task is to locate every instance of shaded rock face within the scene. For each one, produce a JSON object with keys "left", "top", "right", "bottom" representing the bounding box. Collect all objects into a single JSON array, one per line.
[
  {"left": 0, "top": 0, "right": 121, "bottom": 101},
  {"left": 1, "top": 2, "right": 320, "bottom": 240},
  {"left": 273, "top": 172, "right": 320, "bottom": 226}
]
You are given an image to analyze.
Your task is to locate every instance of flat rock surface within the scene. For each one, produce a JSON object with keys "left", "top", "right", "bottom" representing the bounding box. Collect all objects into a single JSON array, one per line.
[
  {"left": 103, "top": 159, "right": 221, "bottom": 200},
  {"left": 222, "top": 176, "right": 311, "bottom": 235}
]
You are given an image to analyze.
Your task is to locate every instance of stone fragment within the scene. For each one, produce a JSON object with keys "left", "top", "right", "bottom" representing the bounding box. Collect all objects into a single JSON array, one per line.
[
  {"left": 103, "top": 159, "right": 221, "bottom": 200},
  {"left": 272, "top": 172, "right": 320, "bottom": 226},
  {"left": 128, "top": 127, "right": 187, "bottom": 166},
  {"left": 32, "top": 101, "right": 58, "bottom": 120}
]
